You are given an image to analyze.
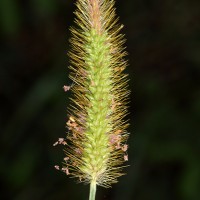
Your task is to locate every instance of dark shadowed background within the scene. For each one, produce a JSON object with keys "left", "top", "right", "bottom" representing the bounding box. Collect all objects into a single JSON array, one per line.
[{"left": 1, "top": 0, "right": 200, "bottom": 200}]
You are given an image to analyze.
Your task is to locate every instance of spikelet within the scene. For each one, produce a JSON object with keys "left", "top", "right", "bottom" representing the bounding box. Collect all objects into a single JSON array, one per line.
[{"left": 61, "top": 0, "right": 129, "bottom": 188}]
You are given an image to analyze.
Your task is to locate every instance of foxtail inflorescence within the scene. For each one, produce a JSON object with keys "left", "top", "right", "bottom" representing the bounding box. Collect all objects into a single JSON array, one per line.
[{"left": 55, "top": 0, "right": 129, "bottom": 199}]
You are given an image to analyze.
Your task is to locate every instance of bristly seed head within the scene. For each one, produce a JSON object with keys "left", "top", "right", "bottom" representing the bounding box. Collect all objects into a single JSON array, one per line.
[{"left": 58, "top": 0, "right": 130, "bottom": 188}]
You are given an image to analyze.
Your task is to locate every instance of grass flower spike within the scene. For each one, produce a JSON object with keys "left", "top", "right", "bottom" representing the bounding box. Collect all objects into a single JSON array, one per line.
[{"left": 55, "top": 0, "right": 130, "bottom": 199}]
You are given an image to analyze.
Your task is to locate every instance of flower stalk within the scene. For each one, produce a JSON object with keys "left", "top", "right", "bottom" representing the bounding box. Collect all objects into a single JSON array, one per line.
[
  {"left": 89, "top": 180, "right": 97, "bottom": 200},
  {"left": 55, "top": 0, "right": 130, "bottom": 199}
]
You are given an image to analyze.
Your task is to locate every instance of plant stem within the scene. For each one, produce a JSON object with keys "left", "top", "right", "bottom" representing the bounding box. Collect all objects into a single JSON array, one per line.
[{"left": 89, "top": 180, "right": 96, "bottom": 200}]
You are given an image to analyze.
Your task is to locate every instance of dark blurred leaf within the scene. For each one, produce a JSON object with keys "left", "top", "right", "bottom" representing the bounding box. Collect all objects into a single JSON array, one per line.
[{"left": 0, "top": 0, "right": 21, "bottom": 36}]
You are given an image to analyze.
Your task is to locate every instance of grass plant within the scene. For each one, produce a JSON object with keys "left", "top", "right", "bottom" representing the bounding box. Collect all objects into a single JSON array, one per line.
[{"left": 55, "top": 0, "right": 129, "bottom": 199}]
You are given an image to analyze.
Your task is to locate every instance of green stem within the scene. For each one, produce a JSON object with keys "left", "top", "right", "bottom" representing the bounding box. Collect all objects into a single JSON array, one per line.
[{"left": 89, "top": 180, "right": 96, "bottom": 200}]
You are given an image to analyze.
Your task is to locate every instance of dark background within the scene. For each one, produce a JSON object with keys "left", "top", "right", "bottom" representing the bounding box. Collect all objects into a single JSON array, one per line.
[{"left": 1, "top": 0, "right": 200, "bottom": 199}]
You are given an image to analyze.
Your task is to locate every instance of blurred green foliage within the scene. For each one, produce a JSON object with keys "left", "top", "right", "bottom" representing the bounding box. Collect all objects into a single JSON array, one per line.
[{"left": 0, "top": 0, "right": 200, "bottom": 200}]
